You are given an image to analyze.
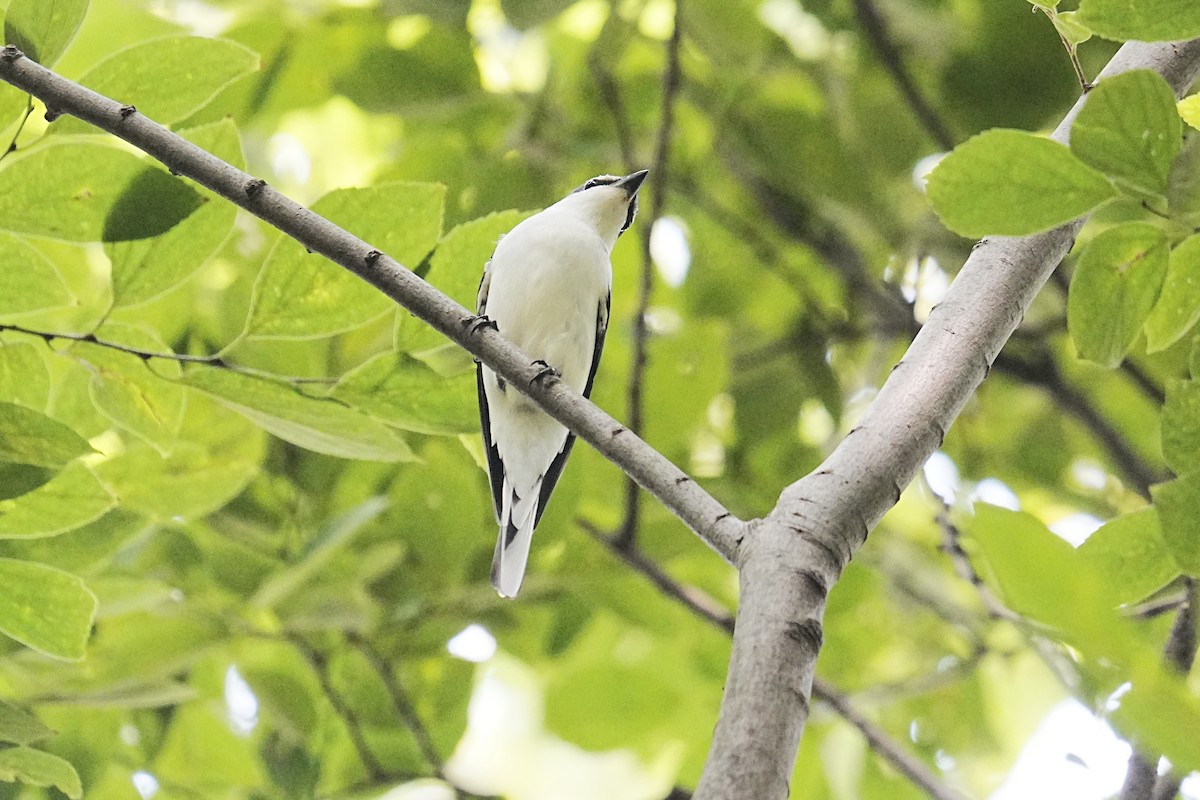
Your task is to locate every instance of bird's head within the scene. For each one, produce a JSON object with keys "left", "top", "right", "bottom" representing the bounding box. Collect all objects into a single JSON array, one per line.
[{"left": 551, "top": 169, "right": 649, "bottom": 248}]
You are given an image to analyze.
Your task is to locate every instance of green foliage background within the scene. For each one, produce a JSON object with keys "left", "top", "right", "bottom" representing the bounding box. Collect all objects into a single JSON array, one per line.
[{"left": 0, "top": 0, "right": 1199, "bottom": 798}]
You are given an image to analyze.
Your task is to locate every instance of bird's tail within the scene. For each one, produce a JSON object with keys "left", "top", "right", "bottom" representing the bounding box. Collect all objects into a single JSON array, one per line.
[{"left": 492, "top": 481, "right": 540, "bottom": 598}]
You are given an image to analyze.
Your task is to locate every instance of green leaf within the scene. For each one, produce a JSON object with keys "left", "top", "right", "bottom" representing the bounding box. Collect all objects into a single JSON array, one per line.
[
  {"left": 0, "top": 461, "right": 115, "bottom": 539},
  {"left": 500, "top": 0, "right": 576, "bottom": 29},
  {"left": 0, "top": 701, "right": 53, "bottom": 746},
  {"left": 4, "top": 0, "right": 89, "bottom": 65},
  {"left": 251, "top": 496, "right": 389, "bottom": 609},
  {"left": 181, "top": 367, "right": 416, "bottom": 462},
  {"left": 1051, "top": 11, "right": 1092, "bottom": 47},
  {"left": 153, "top": 704, "right": 263, "bottom": 789},
  {"left": 331, "top": 352, "right": 477, "bottom": 435},
  {"left": 1162, "top": 380, "right": 1200, "bottom": 475},
  {"left": 0, "top": 342, "right": 50, "bottom": 409},
  {"left": 0, "top": 558, "right": 96, "bottom": 661},
  {"left": 0, "top": 509, "right": 147, "bottom": 574},
  {"left": 395, "top": 209, "right": 528, "bottom": 355},
  {"left": 1070, "top": 70, "right": 1181, "bottom": 195},
  {"left": 0, "top": 747, "right": 82, "bottom": 799},
  {"left": 1144, "top": 234, "right": 1200, "bottom": 352},
  {"left": 1076, "top": 0, "right": 1200, "bottom": 41},
  {"left": 1153, "top": 472, "right": 1200, "bottom": 574},
  {"left": 72, "top": 328, "right": 186, "bottom": 454},
  {"left": 0, "top": 401, "right": 92, "bottom": 468},
  {"left": 1181, "top": 95, "right": 1200, "bottom": 132},
  {"left": 109, "top": 120, "right": 244, "bottom": 307},
  {"left": 0, "top": 142, "right": 202, "bottom": 242},
  {"left": 0, "top": 232, "right": 74, "bottom": 315},
  {"left": 926, "top": 129, "right": 1115, "bottom": 237},
  {"left": 246, "top": 182, "right": 445, "bottom": 338},
  {"left": 1077, "top": 508, "right": 1178, "bottom": 604},
  {"left": 91, "top": 393, "right": 264, "bottom": 520},
  {"left": 52, "top": 36, "right": 260, "bottom": 135},
  {"left": 1067, "top": 222, "right": 1169, "bottom": 367}
]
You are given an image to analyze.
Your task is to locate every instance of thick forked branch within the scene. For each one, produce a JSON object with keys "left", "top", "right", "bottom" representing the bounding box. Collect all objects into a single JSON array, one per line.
[
  {"left": 694, "top": 39, "right": 1200, "bottom": 800},
  {"left": 0, "top": 45, "right": 744, "bottom": 563}
]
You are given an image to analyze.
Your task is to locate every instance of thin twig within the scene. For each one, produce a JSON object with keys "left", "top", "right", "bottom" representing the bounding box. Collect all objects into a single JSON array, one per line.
[
  {"left": 0, "top": 323, "right": 338, "bottom": 384},
  {"left": 0, "top": 94, "right": 32, "bottom": 163},
  {"left": 1143, "top": 578, "right": 1197, "bottom": 800},
  {"left": 288, "top": 635, "right": 389, "bottom": 783},
  {"left": 345, "top": 632, "right": 445, "bottom": 776},
  {"left": 992, "top": 349, "right": 1163, "bottom": 499},
  {"left": 580, "top": 518, "right": 971, "bottom": 800},
  {"left": 850, "top": 0, "right": 956, "bottom": 150},
  {"left": 618, "top": 1, "right": 685, "bottom": 549}
]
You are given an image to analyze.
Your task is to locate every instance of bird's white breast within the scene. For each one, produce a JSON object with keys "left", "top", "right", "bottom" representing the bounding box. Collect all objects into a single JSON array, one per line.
[{"left": 485, "top": 211, "right": 611, "bottom": 395}]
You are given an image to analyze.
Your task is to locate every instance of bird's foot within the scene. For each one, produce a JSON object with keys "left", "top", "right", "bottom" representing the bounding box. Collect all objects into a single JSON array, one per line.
[
  {"left": 463, "top": 314, "right": 498, "bottom": 335},
  {"left": 529, "top": 360, "right": 561, "bottom": 388}
]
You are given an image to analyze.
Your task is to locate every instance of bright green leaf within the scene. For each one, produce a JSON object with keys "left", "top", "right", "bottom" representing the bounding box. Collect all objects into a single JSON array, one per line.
[
  {"left": 1076, "top": 0, "right": 1200, "bottom": 41},
  {"left": 246, "top": 182, "right": 445, "bottom": 338},
  {"left": 0, "top": 558, "right": 96, "bottom": 661},
  {"left": 1077, "top": 507, "right": 1178, "bottom": 603},
  {"left": 926, "top": 129, "right": 1115, "bottom": 237},
  {"left": 0, "top": 142, "right": 202, "bottom": 242},
  {"left": 1067, "top": 222, "right": 1169, "bottom": 367},
  {"left": 1051, "top": 11, "right": 1092, "bottom": 47},
  {"left": 331, "top": 352, "right": 477, "bottom": 435},
  {"left": 0, "top": 701, "right": 53, "bottom": 746},
  {"left": 153, "top": 704, "right": 263, "bottom": 789},
  {"left": 109, "top": 119, "right": 244, "bottom": 307},
  {"left": 0, "top": 343, "right": 50, "bottom": 410},
  {"left": 1162, "top": 380, "right": 1200, "bottom": 475},
  {"left": 396, "top": 209, "right": 527, "bottom": 355},
  {"left": 53, "top": 36, "right": 260, "bottom": 135},
  {"left": 1145, "top": 234, "right": 1200, "bottom": 352},
  {"left": 4, "top": 0, "right": 89, "bottom": 65},
  {"left": 0, "top": 232, "right": 74, "bottom": 315},
  {"left": 1181, "top": 95, "right": 1200, "bottom": 132},
  {"left": 0, "top": 462, "right": 115, "bottom": 539},
  {"left": 181, "top": 367, "right": 415, "bottom": 462},
  {"left": 71, "top": 328, "right": 186, "bottom": 454},
  {"left": 1153, "top": 472, "right": 1200, "bottom": 574},
  {"left": 90, "top": 393, "right": 264, "bottom": 520},
  {"left": 1071, "top": 70, "right": 1181, "bottom": 194},
  {"left": 0, "top": 401, "right": 92, "bottom": 468},
  {"left": 0, "top": 509, "right": 146, "bottom": 574}
]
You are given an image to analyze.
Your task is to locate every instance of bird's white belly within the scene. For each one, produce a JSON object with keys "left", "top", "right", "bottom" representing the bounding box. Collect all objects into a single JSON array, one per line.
[{"left": 486, "top": 222, "right": 610, "bottom": 395}]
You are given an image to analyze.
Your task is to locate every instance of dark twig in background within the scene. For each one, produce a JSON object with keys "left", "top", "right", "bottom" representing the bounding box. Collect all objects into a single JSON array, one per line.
[
  {"left": 617, "top": 0, "right": 685, "bottom": 549},
  {"left": 581, "top": 518, "right": 972, "bottom": 800},
  {"left": 850, "top": 0, "right": 956, "bottom": 150}
]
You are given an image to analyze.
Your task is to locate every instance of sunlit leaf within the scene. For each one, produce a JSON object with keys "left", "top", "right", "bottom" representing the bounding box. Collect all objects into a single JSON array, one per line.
[
  {"left": 1067, "top": 222, "right": 1169, "bottom": 367},
  {"left": 331, "top": 352, "right": 477, "bottom": 435},
  {"left": 0, "top": 558, "right": 96, "bottom": 661},
  {"left": 246, "top": 182, "right": 445, "bottom": 338},
  {"left": 1071, "top": 70, "right": 1181, "bottom": 194},
  {"left": 4, "top": 0, "right": 88, "bottom": 65},
  {"left": 0, "top": 401, "right": 92, "bottom": 469},
  {"left": 0, "top": 700, "right": 53, "bottom": 747},
  {"left": 0, "top": 232, "right": 74, "bottom": 315},
  {"left": 1144, "top": 234, "right": 1200, "bottom": 353},
  {"left": 1153, "top": 472, "right": 1200, "bottom": 574},
  {"left": 927, "top": 129, "right": 1115, "bottom": 237},
  {"left": 0, "top": 462, "right": 114, "bottom": 539},
  {"left": 1076, "top": 0, "right": 1200, "bottom": 41},
  {"left": 1077, "top": 508, "right": 1178, "bottom": 604}
]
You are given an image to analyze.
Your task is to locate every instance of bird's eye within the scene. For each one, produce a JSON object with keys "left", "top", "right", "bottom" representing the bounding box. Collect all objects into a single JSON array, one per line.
[{"left": 583, "top": 178, "right": 603, "bottom": 190}]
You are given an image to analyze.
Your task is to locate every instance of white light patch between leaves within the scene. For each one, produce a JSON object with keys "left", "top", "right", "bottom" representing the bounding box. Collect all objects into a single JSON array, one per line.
[
  {"left": 990, "top": 699, "right": 1130, "bottom": 800},
  {"left": 913, "top": 152, "right": 946, "bottom": 192},
  {"left": 650, "top": 216, "right": 691, "bottom": 287},
  {"left": 924, "top": 451, "right": 960, "bottom": 504},
  {"left": 1049, "top": 512, "right": 1104, "bottom": 547},
  {"left": 448, "top": 624, "right": 498, "bottom": 663},
  {"left": 224, "top": 665, "right": 259, "bottom": 735},
  {"left": 971, "top": 478, "right": 1020, "bottom": 511},
  {"left": 132, "top": 771, "right": 160, "bottom": 800}
]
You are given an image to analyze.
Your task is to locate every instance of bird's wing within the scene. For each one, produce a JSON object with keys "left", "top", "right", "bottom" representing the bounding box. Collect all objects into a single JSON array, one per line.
[
  {"left": 476, "top": 258, "right": 507, "bottom": 522},
  {"left": 533, "top": 292, "right": 609, "bottom": 527}
]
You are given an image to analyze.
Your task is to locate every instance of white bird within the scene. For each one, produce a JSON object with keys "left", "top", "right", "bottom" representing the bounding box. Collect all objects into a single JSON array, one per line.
[{"left": 476, "top": 169, "right": 649, "bottom": 598}]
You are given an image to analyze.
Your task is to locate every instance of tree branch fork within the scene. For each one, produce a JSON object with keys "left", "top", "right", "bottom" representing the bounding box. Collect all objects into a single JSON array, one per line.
[{"left": 5, "top": 36, "right": 1200, "bottom": 800}]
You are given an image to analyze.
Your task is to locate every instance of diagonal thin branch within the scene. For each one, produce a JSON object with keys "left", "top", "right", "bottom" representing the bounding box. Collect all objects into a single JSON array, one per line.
[
  {"left": 0, "top": 44, "right": 745, "bottom": 564},
  {"left": 850, "top": 0, "right": 956, "bottom": 150},
  {"left": 618, "top": 1, "right": 685, "bottom": 549}
]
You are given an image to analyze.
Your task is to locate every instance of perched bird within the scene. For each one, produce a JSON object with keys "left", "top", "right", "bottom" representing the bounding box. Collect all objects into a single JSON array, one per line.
[{"left": 476, "top": 169, "right": 649, "bottom": 598}]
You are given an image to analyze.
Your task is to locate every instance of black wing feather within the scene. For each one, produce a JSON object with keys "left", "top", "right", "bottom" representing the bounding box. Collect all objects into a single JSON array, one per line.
[
  {"left": 534, "top": 293, "right": 610, "bottom": 527},
  {"left": 477, "top": 364, "right": 506, "bottom": 522}
]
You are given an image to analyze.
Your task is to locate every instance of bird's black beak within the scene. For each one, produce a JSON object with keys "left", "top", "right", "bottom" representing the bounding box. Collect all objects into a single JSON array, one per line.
[{"left": 615, "top": 169, "right": 649, "bottom": 196}]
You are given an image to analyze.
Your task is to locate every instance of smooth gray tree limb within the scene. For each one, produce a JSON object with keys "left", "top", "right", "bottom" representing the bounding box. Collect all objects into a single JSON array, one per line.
[
  {"left": 693, "top": 38, "right": 1200, "bottom": 800},
  {"left": 0, "top": 44, "right": 745, "bottom": 564}
]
